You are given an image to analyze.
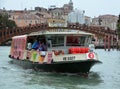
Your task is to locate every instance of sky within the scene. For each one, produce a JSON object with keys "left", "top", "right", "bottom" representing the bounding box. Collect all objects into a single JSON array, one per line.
[{"left": 0, "top": 0, "right": 120, "bottom": 17}]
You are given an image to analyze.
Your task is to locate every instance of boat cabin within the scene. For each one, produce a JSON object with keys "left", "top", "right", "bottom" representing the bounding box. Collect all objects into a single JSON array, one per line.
[
  {"left": 10, "top": 30, "right": 95, "bottom": 63},
  {"left": 27, "top": 30, "right": 94, "bottom": 53}
]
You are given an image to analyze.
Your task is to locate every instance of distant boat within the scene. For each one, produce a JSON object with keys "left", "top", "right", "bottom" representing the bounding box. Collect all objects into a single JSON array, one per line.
[{"left": 9, "top": 29, "right": 101, "bottom": 74}]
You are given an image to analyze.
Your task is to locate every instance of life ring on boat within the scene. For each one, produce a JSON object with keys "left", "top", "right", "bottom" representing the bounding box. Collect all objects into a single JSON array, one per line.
[{"left": 88, "top": 53, "right": 94, "bottom": 59}]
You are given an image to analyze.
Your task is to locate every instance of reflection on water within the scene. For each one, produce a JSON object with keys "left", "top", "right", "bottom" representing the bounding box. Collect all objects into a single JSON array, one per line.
[{"left": 0, "top": 46, "right": 120, "bottom": 89}]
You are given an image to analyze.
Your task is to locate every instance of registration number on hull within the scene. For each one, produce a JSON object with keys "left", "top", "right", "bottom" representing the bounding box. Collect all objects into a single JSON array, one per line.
[{"left": 63, "top": 56, "right": 75, "bottom": 61}]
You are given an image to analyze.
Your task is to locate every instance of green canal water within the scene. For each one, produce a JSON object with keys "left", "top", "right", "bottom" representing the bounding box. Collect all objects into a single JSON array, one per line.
[{"left": 0, "top": 46, "right": 120, "bottom": 89}]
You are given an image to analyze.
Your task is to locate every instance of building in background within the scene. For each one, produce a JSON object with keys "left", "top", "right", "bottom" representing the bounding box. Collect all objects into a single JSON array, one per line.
[
  {"left": 8, "top": 0, "right": 73, "bottom": 27},
  {"left": 92, "top": 14, "right": 118, "bottom": 30},
  {"left": 9, "top": 7, "right": 51, "bottom": 27},
  {"left": 84, "top": 16, "right": 91, "bottom": 26},
  {"left": 35, "top": 7, "right": 47, "bottom": 12},
  {"left": 63, "top": 0, "right": 73, "bottom": 15},
  {"left": 67, "top": 9, "right": 85, "bottom": 24},
  {"left": 47, "top": 18, "right": 67, "bottom": 27},
  {"left": 48, "top": 0, "right": 73, "bottom": 20},
  {"left": 4, "top": 0, "right": 118, "bottom": 29},
  {"left": 9, "top": 11, "right": 41, "bottom": 27},
  {"left": 48, "top": 7, "right": 64, "bottom": 19}
]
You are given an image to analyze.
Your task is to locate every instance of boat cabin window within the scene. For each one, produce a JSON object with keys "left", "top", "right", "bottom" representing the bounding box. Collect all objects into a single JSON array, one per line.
[
  {"left": 46, "top": 35, "right": 64, "bottom": 47},
  {"left": 27, "top": 35, "right": 47, "bottom": 51},
  {"left": 27, "top": 34, "right": 93, "bottom": 49},
  {"left": 66, "top": 36, "right": 86, "bottom": 46}
]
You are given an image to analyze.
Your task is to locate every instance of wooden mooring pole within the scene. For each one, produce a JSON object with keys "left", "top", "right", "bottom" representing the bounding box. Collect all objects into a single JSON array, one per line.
[
  {"left": 108, "top": 35, "right": 110, "bottom": 51},
  {"left": 104, "top": 36, "right": 106, "bottom": 51}
]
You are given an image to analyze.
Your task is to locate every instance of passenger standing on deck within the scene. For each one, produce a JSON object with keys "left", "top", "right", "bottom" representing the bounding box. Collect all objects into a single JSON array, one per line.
[
  {"left": 27, "top": 42, "right": 32, "bottom": 50},
  {"left": 31, "top": 38, "right": 40, "bottom": 50},
  {"left": 38, "top": 41, "right": 47, "bottom": 51}
]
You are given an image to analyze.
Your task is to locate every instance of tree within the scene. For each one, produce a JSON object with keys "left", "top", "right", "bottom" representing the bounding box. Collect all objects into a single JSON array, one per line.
[{"left": 0, "top": 12, "right": 17, "bottom": 29}]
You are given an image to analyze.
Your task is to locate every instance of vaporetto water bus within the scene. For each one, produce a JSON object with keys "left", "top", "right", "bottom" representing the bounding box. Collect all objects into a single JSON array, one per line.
[{"left": 9, "top": 29, "right": 101, "bottom": 73}]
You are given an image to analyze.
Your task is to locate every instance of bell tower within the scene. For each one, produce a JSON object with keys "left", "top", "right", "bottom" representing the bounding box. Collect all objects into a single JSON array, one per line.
[{"left": 69, "top": 0, "right": 73, "bottom": 11}]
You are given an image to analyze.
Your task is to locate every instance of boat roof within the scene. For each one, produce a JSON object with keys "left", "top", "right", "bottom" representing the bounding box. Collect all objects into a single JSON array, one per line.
[
  {"left": 28, "top": 30, "right": 94, "bottom": 36},
  {"left": 12, "top": 35, "right": 27, "bottom": 39},
  {"left": 12, "top": 29, "right": 94, "bottom": 39}
]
